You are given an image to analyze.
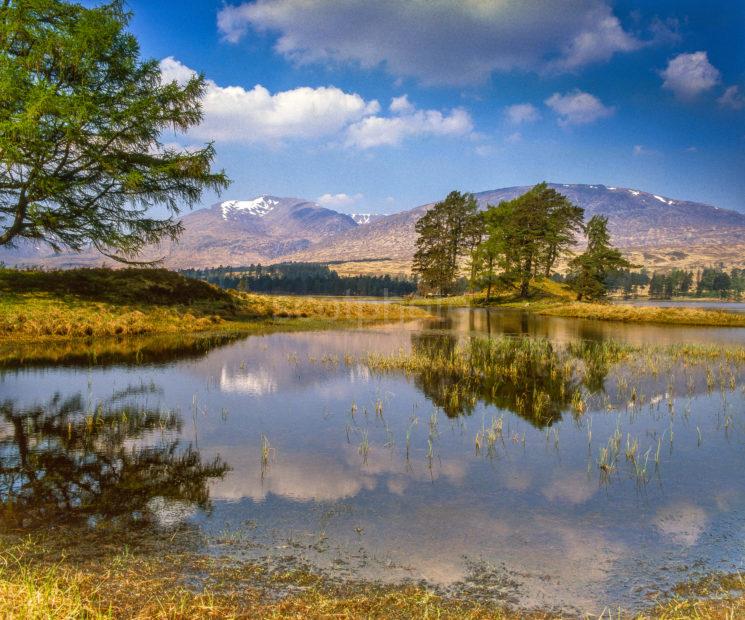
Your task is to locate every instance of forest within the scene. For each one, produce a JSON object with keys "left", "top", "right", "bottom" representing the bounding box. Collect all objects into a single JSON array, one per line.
[{"left": 181, "top": 263, "right": 417, "bottom": 296}]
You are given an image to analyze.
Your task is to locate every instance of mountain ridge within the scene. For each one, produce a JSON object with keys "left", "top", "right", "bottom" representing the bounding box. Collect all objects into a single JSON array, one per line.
[
  {"left": 1, "top": 184, "right": 743, "bottom": 272},
  {"left": 281, "top": 184, "right": 745, "bottom": 272}
]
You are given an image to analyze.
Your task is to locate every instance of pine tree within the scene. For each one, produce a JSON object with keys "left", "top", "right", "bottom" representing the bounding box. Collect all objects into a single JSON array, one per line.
[
  {"left": 0, "top": 0, "right": 228, "bottom": 261},
  {"left": 473, "top": 183, "right": 583, "bottom": 298},
  {"left": 569, "top": 216, "right": 631, "bottom": 301},
  {"left": 413, "top": 191, "right": 481, "bottom": 294}
]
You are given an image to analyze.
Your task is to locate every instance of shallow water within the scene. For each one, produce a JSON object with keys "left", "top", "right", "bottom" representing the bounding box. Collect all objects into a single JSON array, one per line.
[{"left": 2, "top": 309, "right": 745, "bottom": 615}]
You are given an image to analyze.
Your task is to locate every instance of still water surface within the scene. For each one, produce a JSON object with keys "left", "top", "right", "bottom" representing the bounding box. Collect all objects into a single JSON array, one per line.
[{"left": 2, "top": 308, "right": 745, "bottom": 614}]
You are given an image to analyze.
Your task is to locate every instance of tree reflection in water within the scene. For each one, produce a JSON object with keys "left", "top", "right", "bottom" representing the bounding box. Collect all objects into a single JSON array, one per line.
[
  {"left": 0, "top": 388, "right": 228, "bottom": 528},
  {"left": 408, "top": 334, "right": 607, "bottom": 427}
]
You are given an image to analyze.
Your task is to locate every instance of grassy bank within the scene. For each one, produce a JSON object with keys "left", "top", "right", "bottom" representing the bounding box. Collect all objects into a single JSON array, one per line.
[
  {"left": 538, "top": 301, "right": 745, "bottom": 326},
  {"left": 0, "top": 268, "right": 428, "bottom": 342},
  {"left": 402, "top": 279, "right": 745, "bottom": 327}
]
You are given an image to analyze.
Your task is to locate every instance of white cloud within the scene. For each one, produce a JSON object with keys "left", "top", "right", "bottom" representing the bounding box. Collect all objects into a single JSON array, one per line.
[
  {"left": 217, "top": 0, "right": 643, "bottom": 86},
  {"left": 505, "top": 103, "right": 540, "bottom": 125},
  {"left": 160, "top": 56, "right": 198, "bottom": 85},
  {"left": 345, "top": 107, "right": 473, "bottom": 149},
  {"left": 661, "top": 51, "right": 721, "bottom": 99},
  {"left": 390, "top": 95, "right": 415, "bottom": 114},
  {"left": 159, "top": 58, "right": 467, "bottom": 148},
  {"left": 317, "top": 192, "right": 363, "bottom": 207},
  {"left": 545, "top": 90, "right": 614, "bottom": 126},
  {"left": 547, "top": 13, "right": 640, "bottom": 72},
  {"left": 474, "top": 144, "right": 495, "bottom": 156},
  {"left": 718, "top": 85, "right": 745, "bottom": 110}
]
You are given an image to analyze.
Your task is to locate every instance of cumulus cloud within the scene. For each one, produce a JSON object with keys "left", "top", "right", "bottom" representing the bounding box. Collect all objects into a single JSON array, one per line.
[
  {"left": 661, "top": 51, "right": 721, "bottom": 99},
  {"left": 345, "top": 106, "right": 473, "bottom": 149},
  {"left": 217, "top": 0, "right": 643, "bottom": 85},
  {"left": 160, "top": 57, "right": 468, "bottom": 148},
  {"left": 505, "top": 103, "right": 540, "bottom": 125},
  {"left": 718, "top": 85, "right": 745, "bottom": 110},
  {"left": 317, "top": 192, "right": 363, "bottom": 207},
  {"left": 159, "top": 56, "right": 199, "bottom": 85},
  {"left": 545, "top": 90, "right": 614, "bottom": 126},
  {"left": 390, "top": 95, "right": 415, "bottom": 114},
  {"left": 547, "top": 12, "right": 640, "bottom": 72}
]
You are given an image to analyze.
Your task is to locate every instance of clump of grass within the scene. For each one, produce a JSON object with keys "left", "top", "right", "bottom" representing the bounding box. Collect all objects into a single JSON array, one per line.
[
  {"left": 358, "top": 430, "right": 370, "bottom": 464},
  {"left": 260, "top": 434, "right": 275, "bottom": 477}
]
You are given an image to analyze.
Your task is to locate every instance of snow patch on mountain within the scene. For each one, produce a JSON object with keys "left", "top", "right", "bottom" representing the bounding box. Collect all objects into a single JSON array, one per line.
[
  {"left": 351, "top": 213, "right": 375, "bottom": 225},
  {"left": 221, "top": 196, "right": 278, "bottom": 219},
  {"left": 653, "top": 194, "right": 676, "bottom": 205}
]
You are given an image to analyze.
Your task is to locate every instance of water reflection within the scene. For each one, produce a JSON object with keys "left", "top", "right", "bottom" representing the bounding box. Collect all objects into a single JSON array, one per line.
[
  {"left": 0, "top": 390, "right": 228, "bottom": 528},
  {"left": 407, "top": 333, "right": 585, "bottom": 426},
  {"left": 426, "top": 306, "right": 745, "bottom": 346},
  {"left": 0, "top": 332, "right": 245, "bottom": 370}
]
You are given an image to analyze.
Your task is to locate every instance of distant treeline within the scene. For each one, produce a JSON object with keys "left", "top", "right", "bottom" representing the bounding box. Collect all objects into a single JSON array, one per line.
[
  {"left": 554, "top": 267, "right": 745, "bottom": 299},
  {"left": 180, "top": 263, "right": 417, "bottom": 296}
]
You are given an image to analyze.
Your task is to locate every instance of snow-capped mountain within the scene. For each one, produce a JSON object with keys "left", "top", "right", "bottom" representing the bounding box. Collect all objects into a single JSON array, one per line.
[{"left": 220, "top": 197, "right": 278, "bottom": 219}]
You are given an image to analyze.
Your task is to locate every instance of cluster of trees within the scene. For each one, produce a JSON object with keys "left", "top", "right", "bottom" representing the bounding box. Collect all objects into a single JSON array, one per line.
[
  {"left": 181, "top": 263, "right": 417, "bottom": 296},
  {"left": 554, "top": 266, "right": 745, "bottom": 299},
  {"left": 647, "top": 267, "right": 745, "bottom": 299},
  {"left": 413, "top": 184, "right": 630, "bottom": 300}
]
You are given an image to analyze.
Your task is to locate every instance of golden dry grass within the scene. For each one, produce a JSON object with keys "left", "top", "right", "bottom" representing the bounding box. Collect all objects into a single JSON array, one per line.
[
  {"left": 0, "top": 268, "right": 428, "bottom": 343},
  {"left": 539, "top": 302, "right": 745, "bottom": 327}
]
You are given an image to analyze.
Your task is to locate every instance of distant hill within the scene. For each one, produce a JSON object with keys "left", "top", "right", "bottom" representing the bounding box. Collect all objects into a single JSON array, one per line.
[{"left": 2, "top": 184, "right": 744, "bottom": 272}]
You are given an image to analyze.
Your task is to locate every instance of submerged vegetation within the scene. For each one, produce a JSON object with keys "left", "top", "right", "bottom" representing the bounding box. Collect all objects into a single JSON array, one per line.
[{"left": 0, "top": 267, "right": 428, "bottom": 342}]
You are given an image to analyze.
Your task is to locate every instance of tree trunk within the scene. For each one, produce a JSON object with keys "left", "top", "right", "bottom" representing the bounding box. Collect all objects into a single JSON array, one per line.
[{"left": 520, "top": 279, "right": 530, "bottom": 298}]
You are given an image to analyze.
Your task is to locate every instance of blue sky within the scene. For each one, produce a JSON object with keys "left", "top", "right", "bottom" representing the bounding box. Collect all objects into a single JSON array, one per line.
[{"left": 119, "top": 0, "right": 743, "bottom": 214}]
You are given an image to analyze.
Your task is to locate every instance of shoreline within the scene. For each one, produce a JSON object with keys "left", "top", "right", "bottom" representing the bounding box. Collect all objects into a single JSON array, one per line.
[
  {"left": 1, "top": 527, "right": 742, "bottom": 619},
  {"left": 401, "top": 294, "right": 745, "bottom": 327}
]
